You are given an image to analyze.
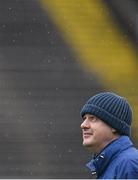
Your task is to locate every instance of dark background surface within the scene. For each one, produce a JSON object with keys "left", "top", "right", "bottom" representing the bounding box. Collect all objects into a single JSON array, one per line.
[{"left": 0, "top": 0, "right": 104, "bottom": 178}]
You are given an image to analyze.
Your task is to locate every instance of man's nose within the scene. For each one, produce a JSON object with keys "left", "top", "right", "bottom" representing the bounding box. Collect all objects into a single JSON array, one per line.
[{"left": 80, "top": 119, "right": 89, "bottom": 129}]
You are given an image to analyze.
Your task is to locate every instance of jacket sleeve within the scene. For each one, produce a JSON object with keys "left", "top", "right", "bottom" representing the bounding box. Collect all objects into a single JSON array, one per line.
[
  {"left": 117, "top": 158, "right": 138, "bottom": 179},
  {"left": 125, "top": 159, "right": 138, "bottom": 179}
]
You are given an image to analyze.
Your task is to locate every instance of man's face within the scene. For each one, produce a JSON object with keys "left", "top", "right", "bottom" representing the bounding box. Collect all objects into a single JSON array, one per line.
[{"left": 80, "top": 114, "right": 116, "bottom": 153}]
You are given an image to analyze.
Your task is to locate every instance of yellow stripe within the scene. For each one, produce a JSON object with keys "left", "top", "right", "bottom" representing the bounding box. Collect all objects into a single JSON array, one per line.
[{"left": 39, "top": 0, "right": 138, "bottom": 137}]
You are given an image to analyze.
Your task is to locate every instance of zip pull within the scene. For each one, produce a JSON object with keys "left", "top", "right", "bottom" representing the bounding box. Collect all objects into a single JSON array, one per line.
[
  {"left": 99, "top": 155, "right": 104, "bottom": 159},
  {"left": 91, "top": 171, "right": 96, "bottom": 175},
  {"left": 91, "top": 171, "right": 97, "bottom": 178}
]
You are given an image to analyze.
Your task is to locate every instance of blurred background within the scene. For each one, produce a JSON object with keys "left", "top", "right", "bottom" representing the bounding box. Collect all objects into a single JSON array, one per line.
[{"left": 0, "top": 0, "right": 137, "bottom": 178}]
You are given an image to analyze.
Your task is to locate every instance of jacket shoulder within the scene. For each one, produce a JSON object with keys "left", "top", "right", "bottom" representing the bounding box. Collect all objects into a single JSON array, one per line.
[
  {"left": 118, "top": 147, "right": 138, "bottom": 160},
  {"left": 115, "top": 147, "right": 138, "bottom": 178}
]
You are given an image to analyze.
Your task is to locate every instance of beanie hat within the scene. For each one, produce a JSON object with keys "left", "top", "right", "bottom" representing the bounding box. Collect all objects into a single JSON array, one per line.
[{"left": 80, "top": 92, "right": 132, "bottom": 136}]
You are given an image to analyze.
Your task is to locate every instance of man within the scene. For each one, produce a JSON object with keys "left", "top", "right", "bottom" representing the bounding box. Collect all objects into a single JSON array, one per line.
[{"left": 80, "top": 92, "right": 138, "bottom": 179}]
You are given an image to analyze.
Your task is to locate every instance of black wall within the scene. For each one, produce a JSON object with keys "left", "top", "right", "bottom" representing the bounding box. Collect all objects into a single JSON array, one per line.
[{"left": 0, "top": 0, "right": 104, "bottom": 178}]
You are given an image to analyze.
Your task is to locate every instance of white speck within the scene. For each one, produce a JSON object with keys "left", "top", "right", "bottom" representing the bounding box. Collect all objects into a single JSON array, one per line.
[
  {"left": 2, "top": 24, "right": 6, "bottom": 28},
  {"left": 54, "top": 145, "right": 57, "bottom": 149},
  {"left": 47, "top": 59, "right": 51, "bottom": 63},
  {"left": 19, "top": 32, "right": 22, "bottom": 36},
  {"left": 28, "top": 91, "right": 32, "bottom": 96},
  {"left": 34, "top": 103, "right": 38, "bottom": 107},
  {"left": 68, "top": 149, "right": 72, "bottom": 153},
  {"left": 58, "top": 154, "right": 62, "bottom": 158}
]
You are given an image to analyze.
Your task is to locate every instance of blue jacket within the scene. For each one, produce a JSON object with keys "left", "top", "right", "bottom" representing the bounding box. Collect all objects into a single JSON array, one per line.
[{"left": 86, "top": 136, "right": 138, "bottom": 179}]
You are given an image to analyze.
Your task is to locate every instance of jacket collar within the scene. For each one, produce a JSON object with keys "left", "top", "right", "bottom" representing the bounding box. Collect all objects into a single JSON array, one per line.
[{"left": 86, "top": 136, "right": 133, "bottom": 177}]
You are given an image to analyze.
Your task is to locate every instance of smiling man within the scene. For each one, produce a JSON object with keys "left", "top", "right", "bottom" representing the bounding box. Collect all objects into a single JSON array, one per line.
[{"left": 80, "top": 92, "right": 138, "bottom": 179}]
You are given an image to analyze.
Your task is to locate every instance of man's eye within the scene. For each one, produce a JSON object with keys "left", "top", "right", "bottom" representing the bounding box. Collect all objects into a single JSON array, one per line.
[
  {"left": 90, "top": 116, "right": 97, "bottom": 122},
  {"left": 82, "top": 115, "right": 98, "bottom": 122}
]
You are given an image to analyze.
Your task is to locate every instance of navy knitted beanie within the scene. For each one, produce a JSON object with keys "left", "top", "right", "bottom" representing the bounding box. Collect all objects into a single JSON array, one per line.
[{"left": 80, "top": 92, "right": 132, "bottom": 136}]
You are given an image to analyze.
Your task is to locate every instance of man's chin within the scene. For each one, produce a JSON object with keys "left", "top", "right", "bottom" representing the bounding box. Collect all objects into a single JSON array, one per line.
[{"left": 83, "top": 141, "right": 92, "bottom": 148}]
